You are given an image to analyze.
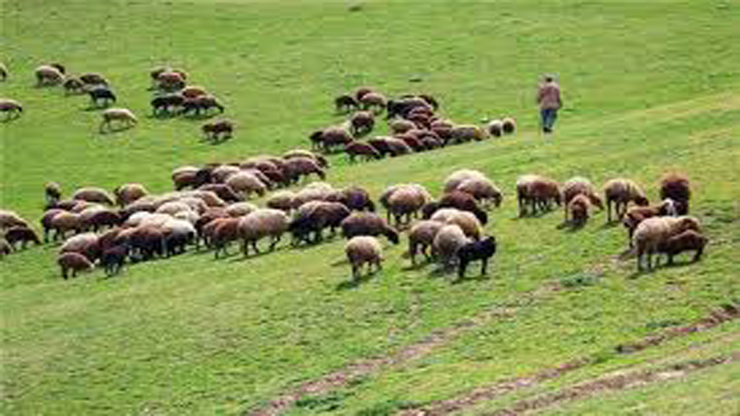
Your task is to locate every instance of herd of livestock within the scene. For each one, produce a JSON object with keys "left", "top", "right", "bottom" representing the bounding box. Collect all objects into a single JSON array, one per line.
[{"left": 0, "top": 62, "right": 707, "bottom": 282}]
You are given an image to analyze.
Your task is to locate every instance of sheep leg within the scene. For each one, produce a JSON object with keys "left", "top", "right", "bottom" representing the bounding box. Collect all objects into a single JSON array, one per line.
[
  {"left": 252, "top": 241, "right": 259, "bottom": 254},
  {"left": 481, "top": 258, "right": 489, "bottom": 275},
  {"left": 458, "top": 259, "right": 468, "bottom": 280}
]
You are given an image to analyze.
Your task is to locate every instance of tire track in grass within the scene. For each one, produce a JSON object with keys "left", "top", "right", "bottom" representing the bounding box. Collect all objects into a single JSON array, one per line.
[
  {"left": 486, "top": 352, "right": 739, "bottom": 416},
  {"left": 245, "top": 285, "right": 557, "bottom": 416},
  {"left": 401, "top": 303, "right": 738, "bottom": 415}
]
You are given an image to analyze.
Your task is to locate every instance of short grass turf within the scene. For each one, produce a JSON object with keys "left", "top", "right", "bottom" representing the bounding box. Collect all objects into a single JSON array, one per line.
[{"left": 2, "top": 0, "right": 740, "bottom": 415}]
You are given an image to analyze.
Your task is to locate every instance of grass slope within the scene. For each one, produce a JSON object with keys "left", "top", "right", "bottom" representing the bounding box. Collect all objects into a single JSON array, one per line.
[{"left": 2, "top": 0, "right": 739, "bottom": 415}]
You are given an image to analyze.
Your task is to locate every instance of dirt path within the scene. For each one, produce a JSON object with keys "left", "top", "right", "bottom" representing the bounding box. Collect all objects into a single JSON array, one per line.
[
  {"left": 244, "top": 285, "right": 556, "bottom": 416},
  {"left": 486, "top": 352, "right": 739, "bottom": 416},
  {"left": 400, "top": 303, "right": 738, "bottom": 415}
]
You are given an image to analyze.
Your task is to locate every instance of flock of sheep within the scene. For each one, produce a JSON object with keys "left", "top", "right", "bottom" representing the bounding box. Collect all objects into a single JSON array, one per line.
[
  {"left": 0, "top": 61, "right": 707, "bottom": 282},
  {"left": 0, "top": 63, "right": 232, "bottom": 142}
]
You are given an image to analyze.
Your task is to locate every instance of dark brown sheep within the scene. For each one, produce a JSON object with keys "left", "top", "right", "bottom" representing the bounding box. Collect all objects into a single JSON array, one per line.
[
  {"left": 63, "top": 78, "right": 85, "bottom": 94},
  {"left": 354, "top": 87, "right": 374, "bottom": 102},
  {"left": 80, "top": 73, "right": 108, "bottom": 86},
  {"left": 310, "top": 127, "right": 354, "bottom": 153},
  {"left": 567, "top": 194, "right": 591, "bottom": 227},
  {"left": 283, "top": 157, "right": 326, "bottom": 184},
  {"left": 516, "top": 175, "right": 561, "bottom": 217},
  {"left": 659, "top": 173, "right": 690, "bottom": 215},
  {"left": 211, "top": 218, "right": 241, "bottom": 258},
  {"left": 345, "top": 141, "right": 381, "bottom": 162},
  {"left": 367, "top": 138, "right": 392, "bottom": 157},
  {"left": 658, "top": 230, "right": 707, "bottom": 265},
  {"left": 129, "top": 226, "right": 166, "bottom": 261},
  {"left": 335, "top": 94, "right": 359, "bottom": 113},
  {"left": 40, "top": 209, "right": 64, "bottom": 242},
  {"left": 84, "top": 210, "right": 122, "bottom": 232},
  {"left": 45, "top": 181, "right": 62, "bottom": 204},
  {"left": 58, "top": 252, "right": 94, "bottom": 279},
  {"left": 202, "top": 119, "right": 234, "bottom": 142},
  {"left": 384, "top": 137, "right": 413, "bottom": 157},
  {"left": 198, "top": 184, "right": 242, "bottom": 202},
  {"left": 340, "top": 212, "right": 400, "bottom": 244},
  {"left": 360, "top": 92, "right": 387, "bottom": 113},
  {"left": 331, "top": 186, "right": 376, "bottom": 212},
  {"left": 432, "top": 191, "right": 488, "bottom": 225},
  {"left": 350, "top": 111, "right": 375, "bottom": 136},
  {"left": 4, "top": 226, "right": 41, "bottom": 250}
]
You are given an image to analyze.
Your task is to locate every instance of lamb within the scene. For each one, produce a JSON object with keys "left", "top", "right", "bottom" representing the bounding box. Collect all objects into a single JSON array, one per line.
[
  {"left": 58, "top": 252, "right": 95, "bottom": 279},
  {"left": 225, "top": 171, "right": 267, "bottom": 199},
  {"left": 88, "top": 86, "right": 117, "bottom": 108},
  {"left": 100, "top": 108, "right": 137, "bottom": 132},
  {"left": 114, "top": 183, "right": 148, "bottom": 206},
  {"left": 449, "top": 125, "right": 486, "bottom": 144},
  {"left": 486, "top": 119, "right": 504, "bottom": 138},
  {"left": 350, "top": 111, "right": 374, "bottom": 136},
  {"left": 633, "top": 216, "right": 701, "bottom": 271},
  {"left": 603, "top": 178, "right": 649, "bottom": 222},
  {"left": 345, "top": 236, "right": 384, "bottom": 280},
  {"left": 432, "top": 224, "right": 469, "bottom": 271},
  {"left": 72, "top": 187, "right": 115, "bottom": 205},
  {"left": 562, "top": 177, "right": 604, "bottom": 222},
  {"left": 151, "top": 94, "right": 185, "bottom": 116},
  {"left": 457, "top": 236, "right": 497, "bottom": 280},
  {"left": 63, "top": 78, "right": 86, "bottom": 94},
  {"left": 430, "top": 208, "right": 482, "bottom": 240},
  {"left": 659, "top": 173, "right": 691, "bottom": 215},
  {"left": 238, "top": 209, "right": 289, "bottom": 256},
  {"left": 335, "top": 94, "right": 359, "bottom": 113},
  {"left": 202, "top": 119, "right": 234, "bottom": 142},
  {"left": 101, "top": 245, "right": 129, "bottom": 277},
  {"left": 44, "top": 182, "right": 62, "bottom": 204},
  {"left": 567, "top": 194, "right": 591, "bottom": 227},
  {"left": 0, "top": 99, "right": 23, "bottom": 120},
  {"left": 658, "top": 230, "right": 707, "bottom": 265},
  {"left": 35, "top": 65, "right": 65, "bottom": 86},
  {"left": 359, "top": 92, "right": 387, "bottom": 113},
  {"left": 345, "top": 141, "right": 381, "bottom": 162},
  {"left": 408, "top": 220, "right": 444, "bottom": 265},
  {"left": 502, "top": 117, "right": 517, "bottom": 134},
  {"left": 283, "top": 157, "right": 327, "bottom": 184},
  {"left": 341, "top": 213, "right": 400, "bottom": 244},
  {"left": 3, "top": 226, "right": 41, "bottom": 250}
]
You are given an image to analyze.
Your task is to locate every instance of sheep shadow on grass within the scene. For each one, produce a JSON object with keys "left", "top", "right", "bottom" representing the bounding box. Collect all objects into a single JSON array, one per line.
[
  {"left": 99, "top": 124, "right": 135, "bottom": 135},
  {"left": 335, "top": 272, "right": 376, "bottom": 291}
]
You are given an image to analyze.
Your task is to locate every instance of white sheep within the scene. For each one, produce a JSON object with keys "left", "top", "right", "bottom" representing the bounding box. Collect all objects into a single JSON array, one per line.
[
  {"left": 100, "top": 108, "right": 137, "bottom": 132},
  {"left": 345, "top": 236, "right": 384, "bottom": 280},
  {"left": 237, "top": 208, "right": 289, "bottom": 256}
]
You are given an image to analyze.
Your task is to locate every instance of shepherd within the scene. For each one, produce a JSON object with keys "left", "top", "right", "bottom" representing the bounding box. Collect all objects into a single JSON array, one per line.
[{"left": 537, "top": 75, "right": 562, "bottom": 134}]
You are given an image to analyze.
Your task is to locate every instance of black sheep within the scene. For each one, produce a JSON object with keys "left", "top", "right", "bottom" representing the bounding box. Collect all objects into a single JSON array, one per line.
[
  {"left": 151, "top": 94, "right": 184, "bottom": 116},
  {"left": 457, "top": 236, "right": 497, "bottom": 280},
  {"left": 101, "top": 245, "right": 128, "bottom": 276},
  {"left": 88, "top": 87, "right": 116, "bottom": 107}
]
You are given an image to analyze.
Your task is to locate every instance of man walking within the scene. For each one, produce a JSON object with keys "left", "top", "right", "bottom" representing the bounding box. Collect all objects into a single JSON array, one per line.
[{"left": 537, "top": 75, "right": 562, "bottom": 134}]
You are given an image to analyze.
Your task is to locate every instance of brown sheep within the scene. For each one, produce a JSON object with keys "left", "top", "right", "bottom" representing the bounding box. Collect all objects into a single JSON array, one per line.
[
  {"left": 202, "top": 119, "right": 234, "bottom": 142},
  {"left": 50, "top": 211, "right": 82, "bottom": 240},
  {"left": 182, "top": 86, "right": 208, "bottom": 98},
  {"left": 354, "top": 87, "right": 374, "bottom": 102},
  {"left": 330, "top": 186, "right": 376, "bottom": 212},
  {"left": 567, "top": 194, "right": 591, "bottom": 227},
  {"left": 4, "top": 226, "right": 41, "bottom": 250},
  {"left": 389, "top": 119, "right": 417, "bottom": 135},
  {"left": 345, "top": 141, "right": 381, "bottom": 162},
  {"left": 72, "top": 187, "right": 115, "bottom": 205},
  {"left": 345, "top": 236, "right": 384, "bottom": 280},
  {"left": 310, "top": 126, "right": 354, "bottom": 153},
  {"left": 211, "top": 218, "right": 241, "bottom": 258},
  {"left": 658, "top": 230, "right": 707, "bottom": 265},
  {"left": 283, "top": 157, "right": 326, "bottom": 184},
  {"left": 621, "top": 199, "right": 680, "bottom": 247},
  {"left": 360, "top": 92, "right": 387, "bottom": 113},
  {"left": 63, "top": 78, "right": 86, "bottom": 94},
  {"left": 633, "top": 216, "right": 701, "bottom": 271},
  {"left": 80, "top": 73, "right": 108, "bottom": 86},
  {"left": 659, "top": 173, "right": 690, "bottom": 215},
  {"left": 335, "top": 94, "right": 360, "bottom": 113},
  {"left": 449, "top": 125, "right": 486, "bottom": 144},
  {"left": 384, "top": 137, "right": 413, "bottom": 156},
  {"left": 40, "top": 209, "right": 64, "bottom": 242},
  {"left": 0, "top": 99, "right": 23, "bottom": 120},
  {"left": 408, "top": 220, "right": 444, "bottom": 265},
  {"left": 340, "top": 213, "right": 400, "bottom": 244},
  {"left": 562, "top": 177, "right": 604, "bottom": 222},
  {"left": 35, "top": 65, "right": 65, "bottom": 86},
  {"left": 502, "top": 117, "right": 516, "bottom": 134},
  {"left": 58, "top": 252, "right": 95, "bottom": 279},
  {"left": 517, "top": 175, "right": 560, "bottom": 217},
  {"left": 603, "top": 178, "right": 649, "bottom": 222},
  {"left": 45, "top": 181, "right": 62, "bottom": 204},
  {"left": 283, "top": 149, "right": 329, "bottom": 168},
  {"left": 350, "top": 111, "right": 375, "bottom": 136},
  {"left": 113, "top": 183, "right": 148, "bottom": 207}
]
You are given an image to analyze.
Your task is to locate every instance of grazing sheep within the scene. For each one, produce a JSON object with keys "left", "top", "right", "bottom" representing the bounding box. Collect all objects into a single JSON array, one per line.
[
  {"left": 603, "top": 178, "right": 649, "bottom": 222},
  {"left": 84, "top": 209, "right": 123, "bottom": 232},
  {"left": 350, "top": 111, "right": 375, "bottom": 136},
  {"left": 345, "top": 141, "right": 381, "bottom": 162},
  {"left": 182, "top": 86, "right": 207, "bottom": 99},
  {"left": 4, "top": 226, "right": 41, "bottom": 250},
  {"left": 225, "top": 171, "right": 267, "bottom": 199},
  {"left": 622, "top": 199, "right": 681, "bottom": 247},
  {"left": 290, "top": 201, "right": 350, "bottom": 245},
  {"left": 310, "top": 126, "right": 354, "bottom": 153},
  {"left": 658, "top": 230, "right": 707, "bottom": 265},
  {"left": 60, "top": 232, "right": 100, "bottom": 261},
  {"left": 0, "top": 99, "right": 23, "bottom": 120},
  {"left": 430, "top": 208, "right": 482, "bottom": 240},
  {"left": 430, "top": 191, "right": 488, "bottom": 225},
  {"left": 432, "top": 224, "right": 469, "bottom": 270},
  {"left": 72, "top": 187, "right": 115, "bottom": 205},
  {"left": 151, "top": 93, "right": 184, "bottom": 116},
  {"left": 45, "top": 181, "right": 62, "bottom": 204},
  {"left": 100, "top": 245, "right": 128, "bottom": 277},
  {"left": 35, "top": 65, "right": 65, "bottom": 86},
  {"left": 157, "top": 71, "right": 186, "bottom": 91},
  {"left": 408, "top": 220, "right": 444, "bottom": 265},
  {"left": 567, "top": 194, "right": 591, "bottom": 226},
  {"left": 129, "top": 226, "right": 166, "bottom": 261},
  {"left": 266, "top": 190, "right": 296, "bottom": 212},
  {"left": 443, "top": 169, "right": 488, "bottom": 194},
  {"left": 333, "top": 186, "right": 376, "bottom": 212},
  {"left": 397, "top": 134, "right": 425, "bottom": 152},
  {"left": 206, "top": 217, "right": 240, "bottom": 255},
  {"left": 48, "top": 211, "right": 82, "bottom": 240},
  {"left": 449, "top": 125, "right": 486, "bottom": 144},
  {"left": 181, "top": 95, "right": 224, "bottom": 116},
  {"left": 0, "top": 63, "right": 7, "bottom": 81},
  {"left": 562, "top": 177, "right": 604, "bottom": 222},
  {"left": 367, "top": 138, "right": 393, "bottom": 158},
  {"left": 385, "top": 184, "right": 432, "bottom": 226},
  {"left": 40, "top": 209, "right": 64, "bottom": 242},
  {"left": 486, "top": 119, "right": 504, "bottom": 138},
  {"left": 291, "top": 182, "right": 336, "bottom": 208},
  {"left": 238, "top": 209, "right": 289, "bottom": 256},
  {"left": 225, "top": 202, "right": 258, "bottom": 217},
  {"left": 659, "top": 173, "right": 691, "bottom": 215},
  {"left": 113, "top": 183, "right": 148, "bottom": 207},
  {"left": 345, "top": 236, "right": 384, "bottom": 280},
  {"left": 80, "top": 73, "right": 108, "bottom": 86},
  {"left": 335, "top": 94, "right": 359, "bottom": 113},
  {"left": 100, "top": 108, "right": 137, "bottom": 132},
  {"left": 63, "top": 78, "right": 86, "bottom": 94},
  {"left": 456, "top": 177, "right": 503, "bottom": 208},
  {"left": 502, "top": 117, "right": 516, "bottom": 134},
  {"left": 457, "top": 236, "right": 497, "bottom": 280},
  {"left": 198, "top": 184, "right": 241, "bottom": 203},
  {"left": 58, "top": 252, "right": 94, "bottom": 279},
  {"left": 202, "top": 119, "right": 234, "bottom": 142},
  {"left": 516, "top": 175, "right": 561, "bottom": 217},
  {"left": 283, "top": 149, "right": 329, "bottom": 168},
  {"left": 386, "top": 97, "right": 431, "bottom": 119},
  {"left": 384, "top": 137, "right": 413, "bottom": 156},
  {"left": 389, "top": 119, "right": 416, "bottom": 135},
  {"left": 354, "top": 87, "right": 374, "bottom": 102},
  {"left": 283, "top": 157, "right": 326, "bottom": 184},
  {"left": 341, "top": 212, "right": 400, "bottom": 244},
  {"left": 633, "top": 216, "right": 701, "bottom": 271},
  {"left": 88, "top": 86, "right": 117, "bottom": 107},
  {"left": 210, "top": 165, "right": 240, "bottom": 183},
  {"left": 360, "top": 92, "right": 387, "bottom": 113}
]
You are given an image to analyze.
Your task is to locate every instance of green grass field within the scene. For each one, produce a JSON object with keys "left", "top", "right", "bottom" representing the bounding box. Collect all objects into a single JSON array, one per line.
[{"left": 2, "top": 0, "right": 739, "bottom": 415}]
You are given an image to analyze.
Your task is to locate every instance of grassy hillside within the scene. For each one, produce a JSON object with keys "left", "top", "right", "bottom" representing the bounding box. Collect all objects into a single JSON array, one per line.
[{"left": 2, "top": 0, "right": 739, "bottom": 415}]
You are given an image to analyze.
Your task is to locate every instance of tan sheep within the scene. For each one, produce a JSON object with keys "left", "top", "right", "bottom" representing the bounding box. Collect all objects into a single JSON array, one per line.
[
  {"left": 443, "top": 169, "right": 488, "bottom": 193},
  {"left": 72, "top": 187, "right": 116, "bottom": 205},
  {"left": 225, "top": 202, "right": 258, "bottom": 217},
  {"left": 385, "top": 184, "right": 431, "bottom": 226},
  {"left": 238, "top": 208, "right": 289, "bottom": 256},
  {"left": 35, "top": 65, "right": 65, "bottom": 86},
  {"left": 603, "top": 178, "right": 649, "bottom": 222},
  {"left": 100, "top": 108, "right": 137, "bottom": 132},
  {"left": 266, "top": 190, "right": 296, "bottom": 212},
  {"left": 225, "top": 171, "right": 267, "bottom": 199},
  {"left": 50, "top": 212, "right": 82, "bottom": 240},
  {"left": 0, "top": 209, "right": 29, "bottom": 230},
  {"left": 430, "top": 208, "right": 482, "bottom": 240},
  {"left": 633, "top": 216, "right": 701, "bottom": 271},
  {"left": 345, "top": 236, "right": 384, "bottom": 280},
  {"left": 432, "top": 224, "right": 469, "bottom": 270},
  {"left": 455, "top": 177, "right": 503, "bottom": 208},
  {"left": 408, "top": 220, "right": 444, "bottom": 265},
  {"left": 562, "top": 177, "right": 603, "bottom": 222},
  {"left": 114, "top": 183, "right": 148, "bottom": 206}
]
